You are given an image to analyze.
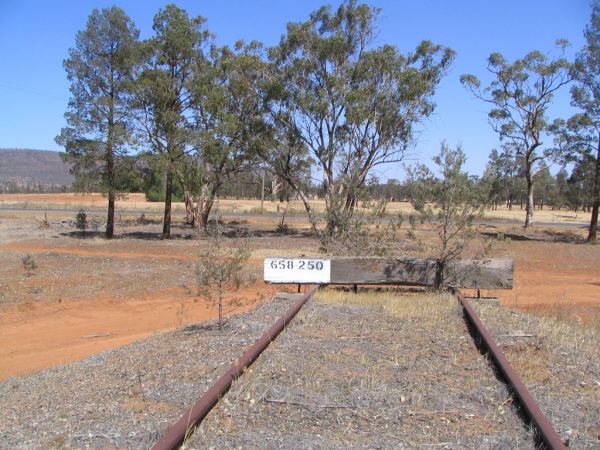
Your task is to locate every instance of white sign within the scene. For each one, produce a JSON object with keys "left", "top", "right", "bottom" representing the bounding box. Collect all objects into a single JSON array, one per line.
[{"left": 264, "top": 258, "right": 331, "bottom": 284}]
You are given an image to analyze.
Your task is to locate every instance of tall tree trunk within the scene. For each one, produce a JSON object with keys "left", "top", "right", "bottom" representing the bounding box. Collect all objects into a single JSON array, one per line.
[
  {"left": 183, "top": 189, "right": 196, "bottom": 228},
  {"left": 198, "top": 180, "right": 217, "bottom": 229},
  {"left": 587, "top": 137, "right": 600, "bottom": 243},
  {"left": 163, "top": 164, "right": 173, "bottom": 239},
  {"left": 524, "top": 166, "right": 534, "bottom": 229},
  {"left": 106, "top": 104, "right": 115, "bottom": 239},
  {"left": 200, "top": 195, "right": 214, "bottom": 229},
  {"left": 271, "top": 177, "right": 281, "bottom": 202},
  {"left": 107, "top": 191, "right": 115, "bottom": 238}
]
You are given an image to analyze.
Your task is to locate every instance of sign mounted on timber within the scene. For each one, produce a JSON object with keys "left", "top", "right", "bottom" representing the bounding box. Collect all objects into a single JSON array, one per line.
[
  {"left": 264, "top": 258, "right": 331, "bottom": 284},
  {"left": 263, "top": 257, "right": 514, "bottom": 289}
]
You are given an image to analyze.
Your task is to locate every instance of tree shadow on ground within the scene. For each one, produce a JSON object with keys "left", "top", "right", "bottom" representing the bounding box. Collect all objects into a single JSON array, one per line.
[
  {"left": 480, "top": 230, "right": 584, "bottom": 244},
  {"left": 58, "top": 220, "right": 315, "bottom": 241},
  {"left": 118, "top": 231, "right": 198, "bottom": 240},
  {"left": 219, "top": 228, "right": 314, "bottom": 239},
  {"left": 59, "top": 230, "right": 105, "bottom": 239}
]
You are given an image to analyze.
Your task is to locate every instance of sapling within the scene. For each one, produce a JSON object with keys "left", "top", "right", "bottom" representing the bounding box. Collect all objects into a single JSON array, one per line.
[
  {"left": 407, "top": 143, "right": 484, "bottom": 289},
  {"left": 196, "top": 219, "right": 251, "bottom": 329}
]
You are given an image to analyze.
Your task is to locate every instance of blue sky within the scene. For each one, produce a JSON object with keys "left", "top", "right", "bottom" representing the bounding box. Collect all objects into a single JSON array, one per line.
[{"left": 0, "top": 0, "right": 591, "bottom": 178}]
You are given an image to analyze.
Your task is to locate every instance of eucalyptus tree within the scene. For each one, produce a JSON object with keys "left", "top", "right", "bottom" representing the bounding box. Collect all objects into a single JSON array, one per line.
[
  {"left": 553, "top": 3, "right": 600, "bottom": 242},
  {"left": 134, "top": 4, "right": 210, "bottom": 238},
  {"left": 461, "top": 43, "right": 572, "bottom": 228},
  {"left": 185, "top": 41, "right": 272, "bottom": 229},
  {"left": 262, "top": 135, "right": 315, "bottom": 221},
  {"left": 267, "top": 0, "right": 454, "bottom": 235},
  {"left": 57, "top": 7, "right": 139, "bottom": 238}
]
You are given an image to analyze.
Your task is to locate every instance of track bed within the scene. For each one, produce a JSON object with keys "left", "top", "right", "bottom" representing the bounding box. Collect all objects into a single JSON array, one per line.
[{"left": 189, "top": 291, "right": 534, "bottom": 448}]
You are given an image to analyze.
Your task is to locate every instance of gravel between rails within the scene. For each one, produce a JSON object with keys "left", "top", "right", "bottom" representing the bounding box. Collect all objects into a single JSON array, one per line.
[
  {"left": 0, "top": 293, "right": 300, "bottom": 449},
  {"left": 471, "top": 300, "right": 600, "bottom": 449},
  {"left": 188, "top": 291, "right": 535, "bottom": 449}
]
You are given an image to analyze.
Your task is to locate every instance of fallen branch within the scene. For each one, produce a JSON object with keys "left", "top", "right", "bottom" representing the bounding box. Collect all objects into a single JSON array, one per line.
[
  {"left": 80, "top": 332, "right": 111, "bottom": 339},
  {"left": 499, "top": 332, "right": 535, "bottom": 338},
  {"left": 264, "top": 397, "right": 350, "bottom": 409}
]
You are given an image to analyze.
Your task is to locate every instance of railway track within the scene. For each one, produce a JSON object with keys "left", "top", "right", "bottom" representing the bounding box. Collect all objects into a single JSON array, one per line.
[{"left": 152, "top": 287, "right": 567, "bottom": 450}]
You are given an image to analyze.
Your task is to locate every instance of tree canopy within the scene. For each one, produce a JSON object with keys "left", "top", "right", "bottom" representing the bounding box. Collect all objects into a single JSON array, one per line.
[
  {"left": 57, "top": 6, "right": 139, "bottom": 238},
  {"left": 555, "top": 2, "right": 600, "bottom": 241},
  {"left": 133, "top": 4, "right": 210, "bottom": 238},
  {"left": 267, "top": 0, "right": 454, "bottom": 234},
  {"left": 461, "top": 43, "right": 572, "bottom": 228}
]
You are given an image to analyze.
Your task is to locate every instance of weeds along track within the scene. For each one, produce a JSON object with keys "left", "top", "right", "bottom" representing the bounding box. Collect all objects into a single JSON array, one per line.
[{"left": 156, "top": 288, "right": 570, "bottom": 449}]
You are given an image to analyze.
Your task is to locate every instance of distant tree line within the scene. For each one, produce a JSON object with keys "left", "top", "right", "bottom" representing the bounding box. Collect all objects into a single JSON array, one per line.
[
  {"left": 0, "top": 181, "right": 70, "bottom": 194},
  {"left": 56, "top": 1, "right": 600, "bottom": 242}
]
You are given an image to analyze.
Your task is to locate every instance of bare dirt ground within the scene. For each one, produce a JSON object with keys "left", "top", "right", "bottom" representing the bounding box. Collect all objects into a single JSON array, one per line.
[
  {"left": 0, "top": 294, "right": 302, "bottom": 449},
  {"left": 0, "top": 292, "right": 539, "bottom": 450},
  {"left": 0, "top": 193, "right": 598, "bottom": 379},
  {"left": 0, "top": 212, "right": 315, "bottom": 380}
]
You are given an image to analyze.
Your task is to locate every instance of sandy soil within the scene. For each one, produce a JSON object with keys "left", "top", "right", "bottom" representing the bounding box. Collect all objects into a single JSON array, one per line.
[
  {"left": 466, "top": 224, "right": 600, "bottom": 323},
  {"left": 0, "top": 215, "right": 298, "bottom": 381},
  {"left": 0, "top": 285, "right": 276, "bottom": 381},
  {"left": 0, "top": 194, "right": 598, "bottom": 383}
]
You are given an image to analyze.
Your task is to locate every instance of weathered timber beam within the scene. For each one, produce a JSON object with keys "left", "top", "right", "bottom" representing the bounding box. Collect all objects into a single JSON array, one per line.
[{"left": 264, "top": 257, "right": 513, "bottom": 289}]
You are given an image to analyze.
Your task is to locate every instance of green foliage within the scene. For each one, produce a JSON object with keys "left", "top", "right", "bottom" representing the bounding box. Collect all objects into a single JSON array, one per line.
[
  {"left": 553, "top": 2, "right": 600, "bottom": 241},
  {"left": 141, "top": 157, "right": 184, "bottom": 202},
  {"left": 196, "top": 220, "right": 251, "bottom": 329},
  {"left": 481, "top": 147, "right": 524, "bottom": 209},
  {"left": 461, "top": 42, "right": 572, "bottom": 228},
  {"left": 407, "top": 143, "right": 484, "bottom": 288},
  {"left": 319, "top": 199, "right": 395, "bottom": 257},
  {"left": 268, "top": 0, "right": 454, "bottom": 235},
  {"left": 75, "top": 209, "right": 88, "bottom": 237},
  {"left": 133, "top": 4, "right": 211, "bottom": 238},
  {"left": 185, "top": 40, "right": 272, "bottom": 228},
  {"left": 57, "top": 6, "right": 140, "bottom": 238}
]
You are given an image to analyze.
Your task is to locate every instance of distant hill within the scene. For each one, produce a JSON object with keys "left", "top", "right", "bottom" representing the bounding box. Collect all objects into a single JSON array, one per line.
[{"left": 0, "top": 149, "right": 73, "bottom": 192}]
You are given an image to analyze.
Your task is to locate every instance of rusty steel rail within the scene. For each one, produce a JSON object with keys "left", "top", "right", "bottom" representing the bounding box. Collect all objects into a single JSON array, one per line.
[
  {"left": 152, "top": 287, "right": 317, "bottom": 450},
  {"left": 453, "top": 288, "right": 567, "bottom": 450}
]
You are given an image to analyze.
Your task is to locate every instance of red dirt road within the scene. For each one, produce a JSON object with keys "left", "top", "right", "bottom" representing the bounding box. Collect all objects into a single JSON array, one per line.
[{"left": 0, "top": 284, "right": 278, "bottom": 381}]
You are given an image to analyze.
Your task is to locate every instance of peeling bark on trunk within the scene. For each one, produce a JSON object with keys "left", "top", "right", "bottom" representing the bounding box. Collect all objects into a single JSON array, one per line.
[
  {"left": 200, "top": 197, "right": 214, "bottom": 229},
  {"left": 183, "top": 190, "right": 196, "bottom": 228},
  {"left": 196, "top": 181, "right": 218, "bottom": 230}
]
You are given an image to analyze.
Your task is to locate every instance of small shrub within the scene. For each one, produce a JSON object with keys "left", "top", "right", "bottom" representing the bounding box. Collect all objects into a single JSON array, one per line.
[
  {"left": 35, "top": 212, "right": 50, "bottom": 228},
  {"left": 75, "top": 209, "right": 87, "bottom": 237},
  {"left": 22, "top": 254, "right": 37, "bottom": 276}
]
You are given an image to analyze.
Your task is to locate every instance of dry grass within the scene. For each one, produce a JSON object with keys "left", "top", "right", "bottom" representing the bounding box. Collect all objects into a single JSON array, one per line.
[
  {"left": 537, "top": 315, "right": 600, "bottom": 361},
  {"left": 0, "top": 193, "right": 592, "bottom": 226},
  {"left": 314, "top": 289, "right": 457, "bottom": 324},
  {"left": 472, "top": 300, "right": 600, "bottom": 448}
]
